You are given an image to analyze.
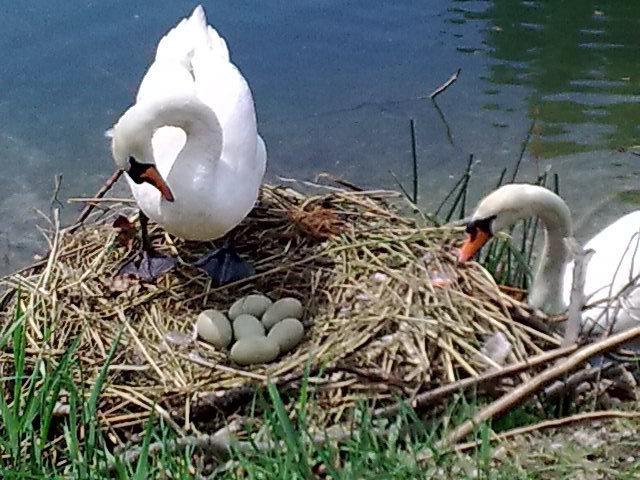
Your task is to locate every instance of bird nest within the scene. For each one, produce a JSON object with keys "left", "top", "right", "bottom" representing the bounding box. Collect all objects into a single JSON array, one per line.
[{"left": 0, "top": 182, "right": 559, "bottom": 443}]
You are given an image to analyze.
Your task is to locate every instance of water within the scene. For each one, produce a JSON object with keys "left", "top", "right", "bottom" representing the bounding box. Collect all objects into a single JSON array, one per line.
[{"left": 1, "top": 0, "right": 639, "bottom": 275}]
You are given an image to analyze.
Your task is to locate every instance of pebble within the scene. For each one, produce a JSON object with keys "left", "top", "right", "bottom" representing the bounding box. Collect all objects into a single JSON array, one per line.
[
  {"left": 233, "top": 314, "right": 266, "bottom": 339},
  {"left": 229, "top": 294, "right": 273, "bottom": 320},
  {"left": 196, "top": 310, "right": 232, "bottom": 349},
  {"left": 267, "top": 318, "right": 304, "bottom": 353},
  {"left": 261, "top": 297, "right": 303, "bottom": 329},
  {"left": 230, "top": 337, "right": 280, "bottom": 365}
]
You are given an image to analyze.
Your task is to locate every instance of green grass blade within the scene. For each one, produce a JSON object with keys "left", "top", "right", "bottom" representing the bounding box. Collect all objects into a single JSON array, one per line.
[
  {"left": 134, "top": 409, "right": 155, "bottom": 480},
  {"left": 85, "top": 328, "right": 123, "bottom": 463},
  {"left": 267, "top": 383, "right": 310, "bottom": 477}
]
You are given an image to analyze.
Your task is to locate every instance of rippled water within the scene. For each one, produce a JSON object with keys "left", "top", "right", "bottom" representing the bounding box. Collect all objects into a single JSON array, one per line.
[{"left": 1, "top": 0, "right": 639, "bottom": 274}]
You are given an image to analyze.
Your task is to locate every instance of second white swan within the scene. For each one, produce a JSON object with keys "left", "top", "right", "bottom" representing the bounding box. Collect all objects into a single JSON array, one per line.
[{"left": 458, "top": 183, "right": 640, "bottom": 336}]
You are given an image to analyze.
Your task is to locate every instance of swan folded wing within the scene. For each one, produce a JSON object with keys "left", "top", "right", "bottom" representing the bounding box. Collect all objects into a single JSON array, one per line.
[
  {"left": 191, "top": 48, "right": 253, "bottom": 124},
  {"left": 563, "top": 211, "right": 640, "bottom": 307}
]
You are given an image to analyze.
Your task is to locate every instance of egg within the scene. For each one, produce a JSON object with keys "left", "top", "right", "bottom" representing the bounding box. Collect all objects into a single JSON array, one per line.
[
  {"left": 196, "top": 310, "right": 232, "bottom": 349},
  {"left": 233, "top": 314, "right": 266, "bottom": 339},
  {"left": 267, "top": 318, "right": 305, "bottom": 353},
  {"left": 228, "top": 294, "right": 273, "bottom": 320},
  {"left": 261, "top": 297, "right": 304, "bottom": 329},
  {"left": 228, "top": 297, "right": 245, "bottom": 320},
  {"left": 230, "top": 337, "right": 280, "bottom": 365}
]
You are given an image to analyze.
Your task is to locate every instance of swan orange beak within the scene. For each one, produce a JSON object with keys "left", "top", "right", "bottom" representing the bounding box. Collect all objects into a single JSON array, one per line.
[
  {"left": 138, "top": 165, "right": 175, "bottom": 202},
  {"left": 458, "top": 230, "right": 490, "bottom": 262}
]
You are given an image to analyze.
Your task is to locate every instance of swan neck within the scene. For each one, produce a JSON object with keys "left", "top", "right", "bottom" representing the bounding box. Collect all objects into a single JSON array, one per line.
[
  {"left": 527, "top": 193, "right": 572, "bottom": 313},
  {"left": 128, "top": 96, "right": 223, "bottom": 172}
]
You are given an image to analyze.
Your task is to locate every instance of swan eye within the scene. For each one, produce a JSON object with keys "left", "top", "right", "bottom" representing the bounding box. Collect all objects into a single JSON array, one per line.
[{"left": 466, "top": 215, "right": 496, "bottom": 240}]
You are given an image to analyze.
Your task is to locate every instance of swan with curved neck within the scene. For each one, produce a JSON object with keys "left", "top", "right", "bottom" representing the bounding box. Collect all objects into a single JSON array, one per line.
[
  {"left": 109, "top": 5, "right": 266, "bottom": 283},
  {"left": 459, "top": 183, "right": 640, "bottom": 335}
]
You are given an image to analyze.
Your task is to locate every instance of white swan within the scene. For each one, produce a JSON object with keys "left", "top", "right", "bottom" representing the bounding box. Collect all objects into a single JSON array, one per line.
[
  {"left": 458, "top": 184, "right": 640, "bottom": 337},
  {"left": 109, "top": 5, "right": 266, "bottom": 283}
]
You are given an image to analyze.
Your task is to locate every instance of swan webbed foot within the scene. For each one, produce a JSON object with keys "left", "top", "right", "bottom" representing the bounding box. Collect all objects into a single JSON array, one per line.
[
  {"left": 116, "top": 249, "right": 176, "bottom": 282},
  {"left": 193, "top": 247, "right": 255, "bottom": 286}
]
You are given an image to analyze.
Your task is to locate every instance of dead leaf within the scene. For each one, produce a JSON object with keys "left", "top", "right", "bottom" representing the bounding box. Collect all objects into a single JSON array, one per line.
[{"left": 112, "top": 215, "right": 137, "bottom": 249}]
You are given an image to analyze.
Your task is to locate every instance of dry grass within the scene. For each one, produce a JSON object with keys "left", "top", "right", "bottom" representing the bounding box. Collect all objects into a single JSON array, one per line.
[{"left": 0, "top": 181, "right": 560, "bottom": 447}]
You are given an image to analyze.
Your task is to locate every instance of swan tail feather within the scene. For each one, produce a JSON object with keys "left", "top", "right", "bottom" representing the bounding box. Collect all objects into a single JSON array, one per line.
[{"left": 155, "top": 5, "right": 229, "bottom": 69}]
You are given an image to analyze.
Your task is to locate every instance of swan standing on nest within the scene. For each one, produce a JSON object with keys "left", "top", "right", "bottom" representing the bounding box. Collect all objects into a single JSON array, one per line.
[
  {"left": 109, "top": 5, "right": 266, "bottom": 284},
  {"left": 458, "top": 184, "right": 640, "bottom": 337}
]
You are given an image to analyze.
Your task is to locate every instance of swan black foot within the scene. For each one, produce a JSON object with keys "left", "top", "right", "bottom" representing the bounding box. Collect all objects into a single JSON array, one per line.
[
  {"left": 116, "top": 250, "right": 176, "bottom": 282},
  {"left": 193, "top": 246, "right": 255, "bottom": 286}
]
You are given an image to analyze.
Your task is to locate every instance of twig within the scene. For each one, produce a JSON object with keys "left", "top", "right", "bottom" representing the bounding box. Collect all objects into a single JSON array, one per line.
[
  {"left": 428, "top": 68, "right": 461, "bottom": 100},
  {"left": 563, "top": 238, "right": 594, "bottom": 346},
  {"left": 67, "top": 169, "right": 123, "bottom": 233},
  {"left": 388, "top": 118, "right": 420, "bottom": 207},
  {"left": 432, "top": 100, "right": 454, "bottom": 146},
  {"left": 410, "top": 118, "right": 418, "bottom": 203},
  {"left": 50, "top": 174, "right": 64, "bottom": 218},
  {"left": 543, "top": 363, "right": 625, "bottom": 402},
  {"left": 111, "top": 419, "right": 249, "bottom": 471},
  {"left": 511, "top": 119, "right": 535, "bottom": 182},
  {"left": 314, "top": 173, "right": 364, "bottom": 192},
  {"left": 39, "top": 208, "right": 61, "bottom": 293},
  {"left": 374, "top": 344, "right": 577, "bottom": 418},
  {"left": 389, "top": 170, "right": 415, "bottom": 205},
  {"left": 439, "top": 326, "right": 640, "bottom": 447},
  {"left": 67, "top": 197, "right": 135, "bottom": 204},
  {"left": 450, "top": 410, "right": 640, "bottom": 455},
  {"left": 445, "top": 154, "right": 474, "bottom": 222}
]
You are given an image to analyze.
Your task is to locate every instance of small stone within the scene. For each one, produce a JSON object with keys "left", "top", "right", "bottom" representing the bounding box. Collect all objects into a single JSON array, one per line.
[
  {"left": 261, "top": 297, "right": 304, "bottom": 329},
  {"left": 196, "top": 310, "right": 232, "bottom": 349},
  {"left": 233, "top": 314, "right": 265, "bottom": 340},
  {"left": 267, "top": 318, "right": 305, "bottom": 353},
  {"left": 230, "top": 337, "right": 280, "bottom": 365}
]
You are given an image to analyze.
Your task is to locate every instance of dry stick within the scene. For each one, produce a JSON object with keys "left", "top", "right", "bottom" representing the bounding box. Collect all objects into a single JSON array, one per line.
[
  {"left": 563, "top": 238, "right": 594, "bottom": 347},
  {"left": 543, "top": 363, "right": 625, "bottom": 402},
  {"left": 439, "top": 326, "right": 640, "bottom": 449},
  {"left": 373, "top": 344, "right": 577, "bottom": 418},
  {"left": 67, "top": 169, "right": 123, "bottom": 233},
  {"left": 111, "top": 419, "right": 250, "bottom": 471},
  {"left": 451, "top": 410, "right": 640, "bottom": 455},
  {"left": 314, "top": 173, "right": 364, "bottom": 192},
  {"left": 428, "top": 68, "right": 461, "bottom": 100}
]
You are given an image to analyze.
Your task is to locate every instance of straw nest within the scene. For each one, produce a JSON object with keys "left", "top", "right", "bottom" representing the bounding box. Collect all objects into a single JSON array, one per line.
[{"left": 0, "top": 181, "right": 560, "bottom": 440}]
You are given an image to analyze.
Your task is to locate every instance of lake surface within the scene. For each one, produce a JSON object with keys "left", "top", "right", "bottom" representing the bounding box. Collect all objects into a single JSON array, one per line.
[{"left": 1, "top": 0, "right": 640, "bottom": 274}]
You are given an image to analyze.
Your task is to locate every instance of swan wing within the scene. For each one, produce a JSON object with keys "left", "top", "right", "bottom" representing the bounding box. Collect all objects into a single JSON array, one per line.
[
  {"left": 564, "top": 210, "right": 640, "bottom": 312},
  {"left": 136, "top": 5, "right": 225, "bottom": 103}
]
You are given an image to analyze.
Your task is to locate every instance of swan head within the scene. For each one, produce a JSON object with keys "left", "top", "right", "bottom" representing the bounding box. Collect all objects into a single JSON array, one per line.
[
  {"left": 109, "top": 106, "right": 175, "bottom": 202},
  {"left": 458, "top": 184, "right": 571, "bottom": 262}
]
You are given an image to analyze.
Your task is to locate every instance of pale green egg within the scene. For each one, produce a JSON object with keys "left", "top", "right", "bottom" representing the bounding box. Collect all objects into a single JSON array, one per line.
[
  {"left": 230, "top": 337, "right": 280, "bottom": 365},
  {"left": 261, "top": 297, "right": 303, "bottom": 329},
  {"left": 233, "top": 314, "right": 266, "bottom": 340},
  {"left": 267, "top": 318, "right": 304, "bottom": 353},
  {"left": 229, "top": 294, "right": 273, "bottom": 320},
  {"left": 196, "top": 309, "right": 232, "bottom": 349}
]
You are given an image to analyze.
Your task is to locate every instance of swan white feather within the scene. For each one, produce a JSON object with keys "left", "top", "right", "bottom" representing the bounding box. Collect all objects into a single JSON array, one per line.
[{"left": 110, "top": 5, "right": 266, "bottom": 242}]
